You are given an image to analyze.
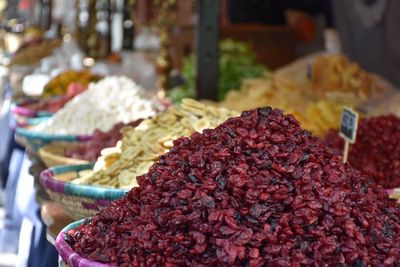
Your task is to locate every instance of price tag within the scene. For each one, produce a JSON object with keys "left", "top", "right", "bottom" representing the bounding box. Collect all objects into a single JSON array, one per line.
[{"left": 339, "top": 107, "right": 359, "bottom": 163}]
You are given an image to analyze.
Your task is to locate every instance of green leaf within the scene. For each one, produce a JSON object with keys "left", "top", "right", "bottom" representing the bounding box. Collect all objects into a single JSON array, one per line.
[{"left": 168, "top": 39, "right": 268, "bottom": 103}]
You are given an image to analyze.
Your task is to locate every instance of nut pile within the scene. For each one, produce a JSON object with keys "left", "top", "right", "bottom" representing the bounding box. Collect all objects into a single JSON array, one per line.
[
  {"left": 63, "top": 119, "right": 143, "bottom": 161},
  {"left": 73, "top": 99, "right": 237, "bottom": 188},
  {"left": 324, "top": 115, "right": 400, "bottom": 189},
  {"left": 67, "top": 108, "right": 400, "bottom": 266},
  {"left": 34, "top": 76, "right": 158, "bottom": 135}
]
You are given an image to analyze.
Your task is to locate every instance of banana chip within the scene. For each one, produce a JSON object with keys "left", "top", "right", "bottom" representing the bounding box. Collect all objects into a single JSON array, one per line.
[
  {"left": 100, "top": 147, "right": 121, "bottom": 157},
  {"left": 193, "top": 118, "right": 211, "bottom": 132},
  {"left": 71, "top": 99, "right": 238, "bottom": 189},
  {"left": 312, "top": 55, "right": 385, "bottom": 104},
  {"left": 222, "top": 78, "right": 348, "bottom": 136}
]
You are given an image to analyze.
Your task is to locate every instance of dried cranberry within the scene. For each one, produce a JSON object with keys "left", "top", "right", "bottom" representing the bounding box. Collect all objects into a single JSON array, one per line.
[
  {"left": 324, "top": 115, "right": 400, "bottom": 188},
  {"left": 68, "top": 109, "right": 400, "bottom": 266}
]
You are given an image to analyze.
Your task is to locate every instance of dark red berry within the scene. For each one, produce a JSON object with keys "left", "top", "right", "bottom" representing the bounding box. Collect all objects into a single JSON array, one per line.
[{"left": 324, "top": 115, "right": 400, "bottom": 188}]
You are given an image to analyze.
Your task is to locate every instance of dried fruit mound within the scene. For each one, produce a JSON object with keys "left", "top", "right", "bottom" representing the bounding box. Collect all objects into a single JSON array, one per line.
[
  {"left": 324, "top": 115, "right": 400, "bottom": 189},
  {"left": 66, "top": 108, "right": 400, "bottom": 266},
  {"left": 63, "top": 119, "right": 143, "bottom": 161}
]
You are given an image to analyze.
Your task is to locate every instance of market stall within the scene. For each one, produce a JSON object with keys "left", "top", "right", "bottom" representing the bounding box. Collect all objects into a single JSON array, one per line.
[{"left": 1, "top": 1, "right": 400, "bottom": 266}]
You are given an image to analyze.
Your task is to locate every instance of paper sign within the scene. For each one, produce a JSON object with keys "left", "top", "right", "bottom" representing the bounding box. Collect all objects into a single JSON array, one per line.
[
  {"left": 339, "top": 107, "right": 358, "bottom": 144},
  {"left": 339, "top": 107, "right": 359, "bottom": 163}
]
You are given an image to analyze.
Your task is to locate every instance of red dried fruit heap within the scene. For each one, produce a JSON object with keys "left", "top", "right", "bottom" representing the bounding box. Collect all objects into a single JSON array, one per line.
[
  {"left": 66, "top": 108, "right": 400, "bottom": 266},
  {"left": 64, "top": 119, "right": 143, "bottom": 161},
  {"left": 324, "top": 115, "right": 400, "bottom": 189}
]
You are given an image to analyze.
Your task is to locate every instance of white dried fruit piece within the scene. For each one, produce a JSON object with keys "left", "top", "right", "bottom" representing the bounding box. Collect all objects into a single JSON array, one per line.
[
  {"left": 161, "top": 139, "right": 174, "bottom": 148},
  {"left": 100, "top": 147, "right": 121, "bottom": 157},
  {"left": 72, "top": 99, "right": 238, "bottom": 188}
]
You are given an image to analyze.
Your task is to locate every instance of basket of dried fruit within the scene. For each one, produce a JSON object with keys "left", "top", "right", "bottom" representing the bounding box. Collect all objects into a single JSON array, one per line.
[
  {"left": 40, "top": 164, "right": 127, "bottom": 220},
  {"left": 11, "top": 98, "right": 54, "bottom": 118},
  {"left": 11, "top": 98, "right": 53, "bottom": 128},
  {"left": 37, "top": 119, "right": 144, "bottom": 168},
  {"left": 38, "top": 142, "right": 90, "bottom": 168},
  {"left": 17, "top": 116, "right": 52, "bottom": 128},
  {"left": 11, "top": 82, "right": 91, "bottom": 127},
  {"left": 41, "top": 70, "right": 102, "bottom": 98},
  {"left": 56, "top": 219, "right": 111, "bottom": 267}
]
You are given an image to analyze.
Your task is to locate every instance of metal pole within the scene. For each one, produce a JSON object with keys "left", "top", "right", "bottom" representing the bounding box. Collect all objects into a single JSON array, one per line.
[{"left": 196, "top": 0, "right": 220, "bottom": 100}]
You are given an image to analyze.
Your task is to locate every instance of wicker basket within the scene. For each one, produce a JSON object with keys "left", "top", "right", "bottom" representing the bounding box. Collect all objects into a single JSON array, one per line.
[
  {"left": 16, "top": 116, "right": 51, "bottom": 128},
  {"left": 40, "top": 164, "right": 128, "bottom": 220},
  {"left": 15, "top": 127, "right": 92, "bottom": 151},
  {"left": 11, "top": 98, "right": 50, "bottom": 128},
  {"left": 11, "top": 98, "right": 53, "bottom": 121},
  {"left": 39, "top": 142, "right": 90, "bottom": 168},
  {"left": 56, "top": 220, "right": 113, "bottom": 267}
]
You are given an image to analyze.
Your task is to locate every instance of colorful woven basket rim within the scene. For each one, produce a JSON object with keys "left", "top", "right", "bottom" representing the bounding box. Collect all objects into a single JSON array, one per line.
[
  {"left": 16, "top": 127, "right": 92, "bottom": 142},
  {"left": 40, "top": 164, "right": 128, "bottom": 199},
  {"left": 26, "top": 117, "right": 51, "bottom": 126},
  {"left": 16, "top": 118, "right": 48, "bottom": 128},
  {"left": 11, "top": 98, "right": 54, "bottom": 118},
  {"left": 56, "top": 220, "right": 115, "bottom": 267}
]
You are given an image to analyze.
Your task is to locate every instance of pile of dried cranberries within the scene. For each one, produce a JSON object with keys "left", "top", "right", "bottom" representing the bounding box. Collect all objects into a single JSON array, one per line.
[
  {"left": 324, "top": 114, "right": 400, "bottom": 189},
  {"left": 66, "top": 108, "right": 400, "bottom": 266}
]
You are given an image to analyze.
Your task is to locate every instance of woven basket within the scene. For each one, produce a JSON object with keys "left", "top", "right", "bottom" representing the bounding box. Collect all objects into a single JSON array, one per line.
[
  {"left": 56, "top": 220, "right": 114, "bottom": 267},
  {"left": 15, "top": 127, "right": 92, "bottom": 151},
  {"left": 39, "top": 142, "right": 90, "bottom": 168},
  {"left": 40, "top": 164, "right": 128, "bottom": 220},
  {"left": 16, "top": 116, "right": 51, "bottom": 128},
  {"left": 11, "top": 98, "right": 53, "bottom": 118}
]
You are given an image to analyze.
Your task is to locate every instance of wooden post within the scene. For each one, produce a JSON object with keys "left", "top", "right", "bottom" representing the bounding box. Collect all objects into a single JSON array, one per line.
[
  {"left": 196, "top": 0, "right": 220, "bottom": 100},
  {"left": 343, "top": 140, "right": 350, "bottom": 163}
]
